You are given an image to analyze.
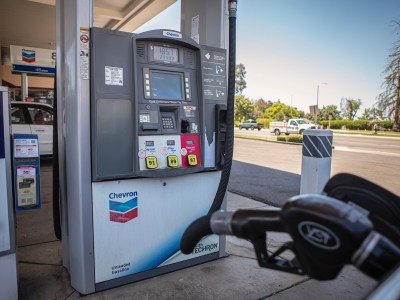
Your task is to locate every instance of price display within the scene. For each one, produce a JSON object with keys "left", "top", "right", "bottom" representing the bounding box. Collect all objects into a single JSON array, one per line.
[{"left": 154, "top": 46, "right": 178, "bottom": 63}]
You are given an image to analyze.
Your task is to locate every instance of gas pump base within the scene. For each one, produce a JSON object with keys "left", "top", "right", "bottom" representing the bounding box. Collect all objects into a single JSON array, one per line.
[{"left": 92, "top": 173, "right": 226, "bottom": 290}]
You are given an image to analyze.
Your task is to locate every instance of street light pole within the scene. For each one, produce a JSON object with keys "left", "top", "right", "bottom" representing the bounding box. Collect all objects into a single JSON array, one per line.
[{"left": 315, "top": 82, "right": 327, "bottom": 126}]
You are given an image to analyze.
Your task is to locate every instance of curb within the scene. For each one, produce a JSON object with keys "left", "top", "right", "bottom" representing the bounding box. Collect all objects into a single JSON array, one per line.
[{"left": 234, "top": 135, "right": 302, "bottom": 146}]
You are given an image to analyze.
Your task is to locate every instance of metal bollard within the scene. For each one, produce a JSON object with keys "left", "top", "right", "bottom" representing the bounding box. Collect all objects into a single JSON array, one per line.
[{"left": 300, "top": 129, "right": 333, "bottom": 194}]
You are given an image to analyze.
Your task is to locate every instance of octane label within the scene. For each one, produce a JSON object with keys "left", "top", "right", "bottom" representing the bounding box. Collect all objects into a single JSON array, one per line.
[
  {"left": 167, "top": 155, "right": 179, "bottom": 168},
  {"left": 145, "top": 156, "right": 158, "bottom": 169}
]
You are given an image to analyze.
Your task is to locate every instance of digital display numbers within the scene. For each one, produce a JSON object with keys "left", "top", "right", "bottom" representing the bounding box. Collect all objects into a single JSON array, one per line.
[
  {"left": 145, "top": 141, "right": 154, "bottom": 147},
  {"left": 186, "top": 140, "right": 194, "bottom": 145},
  {"left": 153, "top": 46, "right": 178, "bottom": 63}
]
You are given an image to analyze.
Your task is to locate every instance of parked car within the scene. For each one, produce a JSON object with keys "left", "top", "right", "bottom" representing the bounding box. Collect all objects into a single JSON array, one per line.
[
  {"left": 10, "top": 102, "right": 54, "bottom": 156},
  {"left": 238, "top": 119, "right": 263, "bottom": 130}
]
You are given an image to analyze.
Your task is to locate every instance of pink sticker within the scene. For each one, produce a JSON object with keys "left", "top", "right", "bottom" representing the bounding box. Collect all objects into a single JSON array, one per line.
[
  {"left": 138, "top": 149, "right": 146, "bottom": 159},
  {"left": 161, "top": 147, "right": 169, "bottom": 156},
  {"left": 180, "top": 148, "right": 188, "bottom": 156}
]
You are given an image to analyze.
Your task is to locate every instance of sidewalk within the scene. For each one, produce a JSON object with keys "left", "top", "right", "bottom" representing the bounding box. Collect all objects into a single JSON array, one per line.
[{"left": 16, "top": 186, "right": 377, "bottom": 299}]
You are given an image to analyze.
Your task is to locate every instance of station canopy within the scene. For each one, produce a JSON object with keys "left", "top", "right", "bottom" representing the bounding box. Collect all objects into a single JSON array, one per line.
[{"left": 0, "top": 0, "right": 176, "bottom": 49}]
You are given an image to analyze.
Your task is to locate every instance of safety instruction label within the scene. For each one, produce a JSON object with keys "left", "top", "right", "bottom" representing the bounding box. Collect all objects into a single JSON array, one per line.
[
  {"left": 79, "top": 28, "right": 90, "bottom": 80},
  {"left": 184, "top": 106, "right": 196, "bottom": 118},
  {"left": 105, "top": 66, "right": 123, "bottom": 86},
  {"left": 202, "top": 50, "right": 227, "bottom": 101}
]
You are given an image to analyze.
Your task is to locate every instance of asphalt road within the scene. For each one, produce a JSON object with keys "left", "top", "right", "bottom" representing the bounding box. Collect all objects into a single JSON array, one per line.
[{"left": 229, "top": 133, "right": 400, "bottom": 207}]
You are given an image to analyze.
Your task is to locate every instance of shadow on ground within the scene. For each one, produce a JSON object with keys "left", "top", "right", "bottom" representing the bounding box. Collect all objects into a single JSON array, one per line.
[{"left": 228, "top": 160, "right": 300, "bottom": 207}]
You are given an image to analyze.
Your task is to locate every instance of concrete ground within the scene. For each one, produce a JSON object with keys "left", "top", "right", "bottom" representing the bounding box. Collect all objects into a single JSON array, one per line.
[{"left": 15, "top": 160, "right": 378, "bottom": 299}]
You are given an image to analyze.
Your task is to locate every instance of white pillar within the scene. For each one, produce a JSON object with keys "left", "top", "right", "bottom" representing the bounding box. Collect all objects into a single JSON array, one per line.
[
  {"left": 21, "top": 72, "right": 28, "bottom": 101},
  {"left": 57, "top": 0, "right": 94, "bottom": 294},
  {"left": 300, "top": 129, "right": 333, "bottom": 194}
]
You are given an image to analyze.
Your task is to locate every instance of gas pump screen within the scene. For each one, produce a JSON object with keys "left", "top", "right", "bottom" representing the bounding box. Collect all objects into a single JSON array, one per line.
[{"left": 151, "top": 71, "right": 184, "bottom": 100}]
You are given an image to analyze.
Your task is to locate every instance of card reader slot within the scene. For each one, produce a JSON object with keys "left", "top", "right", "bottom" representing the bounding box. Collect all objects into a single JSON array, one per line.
[{"left": 142, "top": 123, "right": 159, "bottom": 130}]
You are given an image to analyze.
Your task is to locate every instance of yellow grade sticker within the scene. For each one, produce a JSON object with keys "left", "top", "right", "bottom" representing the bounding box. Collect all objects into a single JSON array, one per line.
[
  {"left": 167, "top": 155, "right": 179, "bottom": 168},
  {"left": 145, "top": 156, "right": 158, "bottom": 169},
  {"left": 187, "top": 154, "right": 198, "bottom": 166}
]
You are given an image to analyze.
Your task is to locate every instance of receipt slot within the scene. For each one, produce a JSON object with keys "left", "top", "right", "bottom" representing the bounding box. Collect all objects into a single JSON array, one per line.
[{"left": 0, "top": 87, "right": 18, "bottom": 299}]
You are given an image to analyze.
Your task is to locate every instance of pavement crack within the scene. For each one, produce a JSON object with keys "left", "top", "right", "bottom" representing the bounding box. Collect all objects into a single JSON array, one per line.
[
  {"left": 64, "top": 290, "right": 76, "bottom": 299},
  {"left": 19, "top": 261, "right": 61, "bottom": 267},
  {"left": 258, "top": 277, "right": 311, "bottom": 299},
  {"left": 17, "top": 239, "right": 60, "bottom": 248}
]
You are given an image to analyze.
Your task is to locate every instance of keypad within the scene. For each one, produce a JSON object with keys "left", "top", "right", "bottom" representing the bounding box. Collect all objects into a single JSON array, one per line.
[{"left": 162, "top": 117, "right": 174, "bottom": 129}]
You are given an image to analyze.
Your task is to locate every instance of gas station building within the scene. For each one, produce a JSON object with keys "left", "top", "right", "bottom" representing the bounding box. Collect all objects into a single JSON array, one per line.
[{"left": 0, "top": 1, "right": 380, "bottom": 299}]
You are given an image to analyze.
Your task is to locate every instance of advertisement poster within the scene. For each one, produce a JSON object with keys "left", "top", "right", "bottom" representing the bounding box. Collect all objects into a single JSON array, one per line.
[
  {"left": 16, "top": 166, "right": 38, "bottom": 208},
  {"left": 14, "top": 138, "right": 39, "bottom": 158}
]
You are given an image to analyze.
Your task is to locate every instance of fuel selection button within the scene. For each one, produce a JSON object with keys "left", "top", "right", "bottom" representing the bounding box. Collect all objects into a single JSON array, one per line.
[
  {"left": 145, "top": 156, "right": 158, "bottom": 169},
  {"left": 167, "top": 155, "right": 179, "bottom": 168},
  {"left": 187, "top": 154, "right": 198, "bottom": 166}
]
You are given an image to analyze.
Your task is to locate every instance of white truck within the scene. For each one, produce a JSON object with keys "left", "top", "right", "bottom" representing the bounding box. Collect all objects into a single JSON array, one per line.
[{"left": 269, "top": 119, "right": 317, "bottom": 135}]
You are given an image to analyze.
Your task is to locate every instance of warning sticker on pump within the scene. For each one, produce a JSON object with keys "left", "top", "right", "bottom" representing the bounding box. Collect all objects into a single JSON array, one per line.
[
  {"left": 184, "top": 106, "right": 196, "bottom": 117},
  {"left": 79, "top": 28, "right": 90, "bottom": 80}
]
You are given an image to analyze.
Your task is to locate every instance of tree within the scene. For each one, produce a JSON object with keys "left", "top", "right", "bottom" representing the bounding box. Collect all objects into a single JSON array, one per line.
[
  {"left": 376, "top": 21, "right": 400, "bottom": 131},
  {"left": 360, "top": 107, "right": 385, "bottom": 120},
  {"left": 340, "top": 97, "right": 362, "bottom": 120},
  {"left": 235, "top": 63, "right": 247, "bottom": 95},
  {"left": 319, "top": 105, "right": 341, "bottom": 120},
  {"left": 234, "top": 95, "right": 254, "bottom": 122},
  {"left": 264, "top": 102, "right": 303, "bottom": 121},
  {"left": 253, "top": 98, "right": 273, "bottom": 118}
]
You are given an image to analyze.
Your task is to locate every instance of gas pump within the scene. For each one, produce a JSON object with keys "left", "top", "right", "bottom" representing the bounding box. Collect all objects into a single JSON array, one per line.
[
  {"left": 90, "top": 28, "right": 228, "bottom": 286},
  {"left": 56, "top": 0, "right": 236, "bottom": 294},
  {"left": 0, "top": 87, "right": 18, "bottom": 299}
]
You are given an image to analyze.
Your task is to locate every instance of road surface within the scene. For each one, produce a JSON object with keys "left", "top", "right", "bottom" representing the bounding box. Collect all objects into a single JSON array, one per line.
[{"left": 229, "top": 133, "right": 400, "bottom": 207}]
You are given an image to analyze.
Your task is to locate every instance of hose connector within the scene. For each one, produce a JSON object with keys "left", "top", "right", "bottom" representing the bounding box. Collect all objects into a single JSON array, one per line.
[{"left": 229, "top": 0, "right": 237, "bottom": 18}]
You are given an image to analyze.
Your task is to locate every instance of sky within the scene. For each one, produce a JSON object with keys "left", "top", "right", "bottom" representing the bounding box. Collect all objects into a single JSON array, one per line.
[{"left": 135, "top": 0, "right": 400, "bottom": 114}]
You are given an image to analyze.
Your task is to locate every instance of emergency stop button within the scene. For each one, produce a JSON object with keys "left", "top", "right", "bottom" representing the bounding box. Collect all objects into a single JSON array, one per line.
[
  {"left": 145, "top": 156, "right": 158, "bottom": 169},
  {"left": 167, "top": 155, "right": 179, "bottom": 168},
  {"left": 187, "top": 154, "right": 198, "bottom": 166}
]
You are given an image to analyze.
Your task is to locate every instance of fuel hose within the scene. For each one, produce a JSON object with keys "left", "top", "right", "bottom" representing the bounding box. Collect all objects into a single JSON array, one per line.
[{"left": 208, "top": 0, "right": 237, "bottom": 214}]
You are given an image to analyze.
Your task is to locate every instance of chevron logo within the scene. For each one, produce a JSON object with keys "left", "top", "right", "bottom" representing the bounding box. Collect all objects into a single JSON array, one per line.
[
  {"left": 22, "top": 49, "right": 36, "bottom": 63},
  {"left": 109, "top": 193, "right": 138, "bottom": 223}
]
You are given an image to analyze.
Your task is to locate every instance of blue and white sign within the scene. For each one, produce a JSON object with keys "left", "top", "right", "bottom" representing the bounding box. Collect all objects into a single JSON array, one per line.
[{"left": 10, "top": 45, "right": 56, "bottom": 75}]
